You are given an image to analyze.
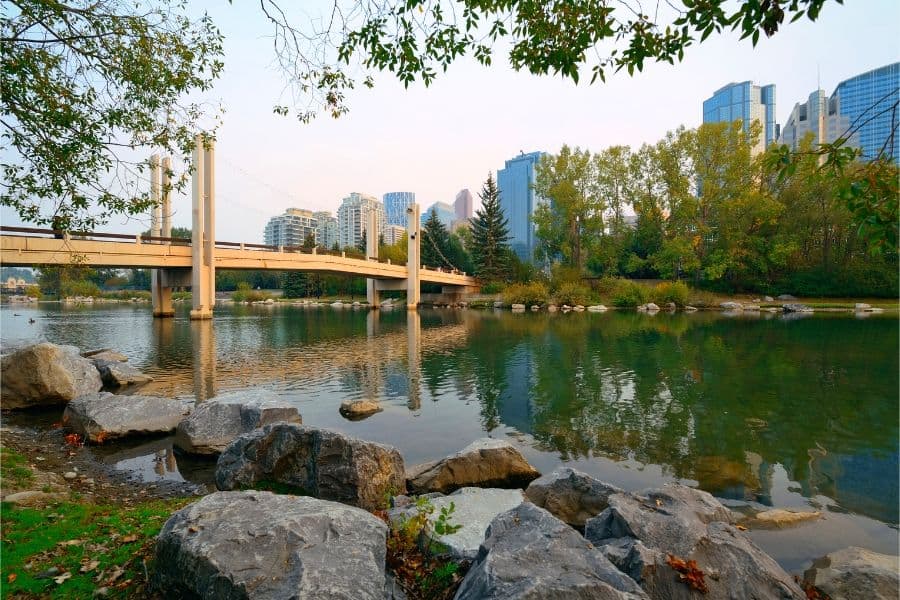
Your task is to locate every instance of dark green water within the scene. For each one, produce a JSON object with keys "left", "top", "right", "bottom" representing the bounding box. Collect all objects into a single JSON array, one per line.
[{"left": 2, "top": 303, "right": 897, "bottom": 570}]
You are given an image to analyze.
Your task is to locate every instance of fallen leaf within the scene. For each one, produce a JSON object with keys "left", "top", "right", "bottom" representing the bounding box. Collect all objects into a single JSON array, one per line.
[
  {"left": 59, "top": 539, "right": 84, "bottom": 546},
  {"left": 666, "top": 553, "right": 708, "bottom": 594},
  {"left": 188, "top": 526, "right": 199, "bottom": 533},
  {"left": 106, "top": 567, "right": 125, "bottom": 584},
  {"left": 7, "top": 573, "right": 17, "bottom": 584},
  {"left": 736, "top": 524, "right": 748, "bottom": 531},
  {"left": 53, "top": 572, "right": 72, "bottom": 585},
  {"left": 121, "top": 534, "right": 138, "bottom": 543},
  {"left": 80, "top": 560, "right": 100, "bottom": 573}
]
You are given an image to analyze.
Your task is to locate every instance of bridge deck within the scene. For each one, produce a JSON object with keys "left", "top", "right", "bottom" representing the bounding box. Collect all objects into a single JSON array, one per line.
[{"left": 0, "top": 231, "right": 476, "bottom": 287}]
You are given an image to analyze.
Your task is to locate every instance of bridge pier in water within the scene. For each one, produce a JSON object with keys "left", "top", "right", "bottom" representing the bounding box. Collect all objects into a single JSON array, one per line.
[{"left": 150, "top": 155, "right": 175, "bottom": 317}]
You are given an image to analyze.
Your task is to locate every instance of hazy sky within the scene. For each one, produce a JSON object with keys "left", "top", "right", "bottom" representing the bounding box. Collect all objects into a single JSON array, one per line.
[{"left": 3, "top": 1, "right": 898, "bottom": 242}]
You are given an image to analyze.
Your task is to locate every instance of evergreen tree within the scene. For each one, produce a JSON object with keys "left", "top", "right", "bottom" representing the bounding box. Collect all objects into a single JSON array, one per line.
[
  {"left": 302, "top": 232, "right": 316, "bottom": 250},
  {"left": 357, "top": 229, "right": 367, "bottom": 254},
  {"left": 421, "top": 208, "right": 452, "bottom": 268},
  {"left": 470, "top": 174, "right": 511, "bottom": 281}
]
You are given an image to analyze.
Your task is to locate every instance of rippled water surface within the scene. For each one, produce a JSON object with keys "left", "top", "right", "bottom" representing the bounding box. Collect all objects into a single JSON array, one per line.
[{"left": 2, "top": 302, "right": 897, "bottom": 570}]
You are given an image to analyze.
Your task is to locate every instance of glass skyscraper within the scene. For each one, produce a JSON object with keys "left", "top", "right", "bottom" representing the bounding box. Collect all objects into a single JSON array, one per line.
[
  {"left": 497, "top": 151, "right": 545, "bottom": 262},
  {"left": 832, "top": 63, "right": 899, "bottom": 162},
  {"left": 383, "top": 192, "right": 415, "bottom": 227},
  {"left": 702, "top": 81, "right": 778, "bottom": 154},
  {"left": 421, "top": 201, "right": 455, "bottom": 230}
]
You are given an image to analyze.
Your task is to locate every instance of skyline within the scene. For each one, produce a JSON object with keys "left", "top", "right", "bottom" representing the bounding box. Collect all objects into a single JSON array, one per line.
[{"left": 1, "top": 0, "right": 898, "bottom": 243}]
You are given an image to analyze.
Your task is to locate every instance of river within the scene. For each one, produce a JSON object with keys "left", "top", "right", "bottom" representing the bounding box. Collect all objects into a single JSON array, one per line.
[{"left": 1, "top": 302, "right": 897, "bottom": 571}]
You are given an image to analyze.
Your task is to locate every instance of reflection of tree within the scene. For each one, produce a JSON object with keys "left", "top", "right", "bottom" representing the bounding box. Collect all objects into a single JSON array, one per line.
[{"left": 459, "top": 312, "right": 898, "bottom": 517}]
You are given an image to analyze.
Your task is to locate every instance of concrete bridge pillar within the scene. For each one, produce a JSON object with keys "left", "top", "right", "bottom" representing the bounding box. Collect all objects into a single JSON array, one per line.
[
  {"left": 406, "top": 203, "right": 421, "bottom": 309},
  {"left": 190, "top": 134, "right": 215, "bottom": 320},
  {"left": 366, "top": 208, "right": 380, "bottom": 308},
  {"left": 151, "top": 155, "right": 175, "bottom": 317}
]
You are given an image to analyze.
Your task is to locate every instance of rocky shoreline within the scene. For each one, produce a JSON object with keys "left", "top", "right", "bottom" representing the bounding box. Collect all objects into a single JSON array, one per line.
[{"left": 2, "top": 342, "right": 897, "bottom": 599}]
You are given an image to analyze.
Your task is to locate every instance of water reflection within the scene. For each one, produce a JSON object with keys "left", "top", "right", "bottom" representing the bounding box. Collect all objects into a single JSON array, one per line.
[{"left": 1, "top": 304, "right": 896, "bottom": 530}]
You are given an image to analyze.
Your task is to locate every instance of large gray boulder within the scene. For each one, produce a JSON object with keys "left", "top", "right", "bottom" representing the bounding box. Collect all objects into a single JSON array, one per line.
[
  {"left": 216, "top": 423, "right": 406, "bottom": 510},
  {"left": 803, "top": 546, "right": 899, "bottom": 600},
  {"left": 585, "top": 484, "right": 804, "bottom": 599},
  {"left": 174, "top": 392, "right": 301, "bottom": 455},
  {"left": 94, "top": 359, "right": 153, "bottom": 387},
  {"left": 1, "top": 343, "right": 102, "bottom": 409},
  {"left": 525, "top": 467, "right": 624, "bottom": 528},
  {"left": 407, "top": 439, "right": 540, "bottom": 495},
  {"left": 63, "top": 392, "right": 189, "bottom": 443},
  {"left": 153, "top": 491, "right": 387, "bottom": 600},
  {"left": 390, "top": 488, "right": 525, "bottom": 561},
  {"left": 454, "top": 502, "right": 648, "bottom": 599}
]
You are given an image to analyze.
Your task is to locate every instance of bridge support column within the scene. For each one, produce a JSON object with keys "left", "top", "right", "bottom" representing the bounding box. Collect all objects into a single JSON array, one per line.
[
  {"left": 406, "top": 203, "right": 421, "bottom": 309},
  {"left": 366, "top": 208, "right": 380, "bottom": 308},
  {"left": 151, "top": 155, "right": 175, "bottom": 317},
  {"left": 190, "top": 134, "right": 214, "bottom": 320}
]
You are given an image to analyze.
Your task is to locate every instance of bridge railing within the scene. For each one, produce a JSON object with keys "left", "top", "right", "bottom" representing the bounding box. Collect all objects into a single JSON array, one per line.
[{"left": 1, "top": 226, "right": 467, "bottom": 276}]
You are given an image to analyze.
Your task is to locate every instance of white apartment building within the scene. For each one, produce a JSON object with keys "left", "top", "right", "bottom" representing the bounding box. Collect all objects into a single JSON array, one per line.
[{"left": 337, "top": 193, "right": 384, "bottom": 249}]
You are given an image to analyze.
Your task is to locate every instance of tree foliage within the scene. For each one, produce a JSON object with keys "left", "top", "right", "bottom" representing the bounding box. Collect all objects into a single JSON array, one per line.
[
  {"left": 259, "top": 0, "right": 836, "bottom": 121},
  {"left": 2, "top": 0, "right": 224, "bottom": 230},
  {"left": 469, "top": 174, "right": 511, "bottom": 282}
]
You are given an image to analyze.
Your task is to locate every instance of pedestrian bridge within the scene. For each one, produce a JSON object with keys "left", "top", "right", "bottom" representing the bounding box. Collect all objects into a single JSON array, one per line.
[
  {"left": 0, "top": 137, "right": 478, "bottom": 317},
  {"left": 0, "top": 227, "right": 476, "bottom": 287}
]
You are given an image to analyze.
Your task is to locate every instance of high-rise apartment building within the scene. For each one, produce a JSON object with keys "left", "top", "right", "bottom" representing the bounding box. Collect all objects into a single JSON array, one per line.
[
  {"left": 454, "top": 189, "right": 473, "bottom": 224},
  {"left": 263, "top": 208, "right": 318, "bottom": 248},
  {"left": 383, "top": 224, "right": 406, "bottom": 246},
  {"left": 497, "top": 151, "right": 545, "bottom": 261},
  {"left": 313, "top": 211, "right": 338, "bottom": 249},
  {"left": 779, "top": 89, "right": 855, "bottom": 152},
  {"left": 383, "top": 192, "right": 415, "bottom": 227},
  {"left": 831, "top": 63, "right": 899, "bottom": 162},
  {"left": 703, "top": 81, "right": 778, "bottom": 154},
  {"left": 337, "top": 193, "right": 384, "bottom": 249},
  {"left": 421, "top": 201, "right": 455, "bottom": 230}
]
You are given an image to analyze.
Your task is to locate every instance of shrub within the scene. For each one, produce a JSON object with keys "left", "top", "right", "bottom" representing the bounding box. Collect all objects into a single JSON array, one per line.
[
  {"left": 60, "top": 280, "right": 100, "bottom": 298},
  {"left": 502, "top": 282, "right": 550, "bottom": 306},
  {"left": 687, "top": 289, "right": 718, "bottom": 308},
  {"left": 611, "top": 280, "right": 648, "bottom": 307},
  {"left": 481, "top": 281, "right": 505, "bottom": 295},
  {"left": 232, "top": 281, "right": 272, "bottom": 303},
  {"left": 651, "top": 281, "right": 690, "bottom": 307},
  {"left": 553, "top": 282, "right": 592, "bottom": 306}
]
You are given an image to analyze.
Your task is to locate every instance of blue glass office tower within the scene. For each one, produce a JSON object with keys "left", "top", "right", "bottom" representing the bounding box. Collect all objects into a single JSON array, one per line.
[
  {"left": 703, "top": 81, "right": 777, "bottom": 154},
  {"left": 497, "top": 151, "right": 545, "bottom": 262},
  {"left": 383, "top": 192, "right": 415, "bottom": 226},
  {"left": 421, "top": 202, "right": 455, "bottom": 230},
  {"left": 832, "top": 63, "right": 899, "bottom": 163}
]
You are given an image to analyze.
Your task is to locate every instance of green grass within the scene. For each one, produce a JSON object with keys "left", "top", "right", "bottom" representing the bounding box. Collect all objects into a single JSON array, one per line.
[
  {"left": 1, "top": 446, "right": 34, "bottom": 490},
  {"left": 1, "top": 497, "right": 194, "bottom": 599}
]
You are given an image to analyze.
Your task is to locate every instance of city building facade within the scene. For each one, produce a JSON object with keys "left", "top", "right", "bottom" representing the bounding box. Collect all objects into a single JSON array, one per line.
[
  {"left": 337, "top": 193, "right": 384, "bottom": 249},
  {"left": 421, "top": 201, "right": 456, "bottom": 230},
  {"left": 383, "top": 224, "right": 406, "bottom": 246},
  {"left": 497, "top": 151, "right": 546, "bottom": 261},
  {"left": 703, "top": 81, "right": 778, "bottom": 154},
  {"left": 263, "top": 208, "right": 318, "bottom": 248},
  {"left": 831, "top": 63, "right": 899, "bottom": 162},
  {"left": 454, "top": 189, "right": 473, "bottom": 224},
  {"left": 313, "top": 211, "right": 338, "bottom": 249},
  {"left": 383, "top": 192, "right": 415, "bottom": 227},
  {"left": 779, "top": 89, "right": 855, "bottom": 152}
]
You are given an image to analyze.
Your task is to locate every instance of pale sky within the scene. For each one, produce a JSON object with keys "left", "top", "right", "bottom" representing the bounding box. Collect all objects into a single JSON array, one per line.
[{"left": 2, "top": 1, "right": 899, "bottom": 242}]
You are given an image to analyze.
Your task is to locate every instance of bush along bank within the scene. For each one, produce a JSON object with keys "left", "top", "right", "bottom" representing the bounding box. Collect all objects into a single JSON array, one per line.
[{"left": 2, "top": 342, "right": 898, "bottom": 599}]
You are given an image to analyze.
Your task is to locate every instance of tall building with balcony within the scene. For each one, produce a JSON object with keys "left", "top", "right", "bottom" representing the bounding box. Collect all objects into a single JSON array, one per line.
[
  {"left": 383, "top": 224, "right": 406, "bottom": 246},
  {"left": 779, "top": 89, "right": 856, "bottom": 152},
  {"left": 313, "top": 211, "right": 338, "bottom": 249},
  {"left": 263, "top": 208, "right": 318, "bottom": 248},
  {"left": 383, "top": 192, "right": 415, "bottom": 227},
  {"left": 337, "top": 193, "right": 384, "bottom": 249},
  {"left": 421, "top": 201, "right": 455, "bottom": 230},
  {"left": 831, "top": 63, "right": 899, "bottom": 162},
  {"left": 497, "top": 151, "right": 546, "bottom": 261},
  {"left": 703, "top": 81, "right": 778, "bottom": 154},
  {"left": 454, "top": 189, "right": 473, "bottom": 224}
]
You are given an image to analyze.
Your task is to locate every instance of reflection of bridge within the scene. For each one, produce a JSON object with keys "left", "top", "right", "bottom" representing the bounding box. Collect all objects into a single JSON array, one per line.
[
  {"left": 143, "top": 311, "right": 470, "bottom": 409},
  {"left": 0, "top": 138, "right": 477, "bottom": 317}
]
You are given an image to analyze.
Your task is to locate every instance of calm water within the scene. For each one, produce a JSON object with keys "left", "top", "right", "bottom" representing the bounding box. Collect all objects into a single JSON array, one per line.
[{"left": 2, "top": 303, "right": 898, "bottom": 570}]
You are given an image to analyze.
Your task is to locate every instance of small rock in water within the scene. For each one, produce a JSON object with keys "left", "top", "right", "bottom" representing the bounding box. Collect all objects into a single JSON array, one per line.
[
  {"left": 63, "top": 471, "right": 78, "bottom": 480},
  {"left": 752, "top": 509, "right": 821, "bottom": 528},
  {"left": 339, "top": 399, "right": 383, "bottom": 420}
]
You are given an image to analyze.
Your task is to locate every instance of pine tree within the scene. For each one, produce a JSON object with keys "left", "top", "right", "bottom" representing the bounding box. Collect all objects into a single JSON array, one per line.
[
  {"left": 470, "top": 174, "right": 511, "bottom": 281},
  {"left": 421, "top": 208, "right": 451, "bottom": 268}
]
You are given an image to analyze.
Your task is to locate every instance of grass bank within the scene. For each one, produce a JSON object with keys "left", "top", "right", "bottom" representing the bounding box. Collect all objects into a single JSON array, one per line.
[{"left": 1, "top": 446, "right": 194, "bottom": 599}]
